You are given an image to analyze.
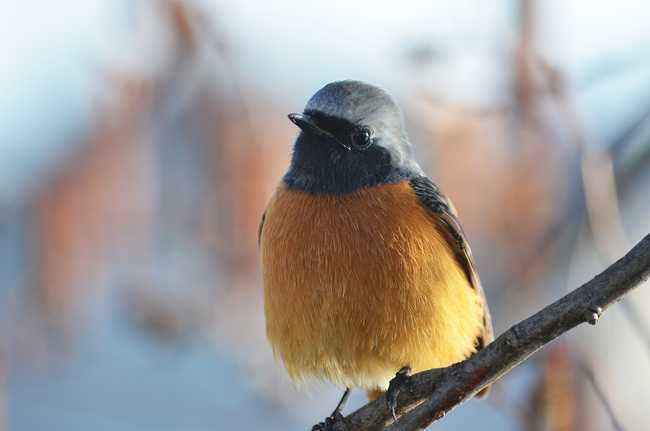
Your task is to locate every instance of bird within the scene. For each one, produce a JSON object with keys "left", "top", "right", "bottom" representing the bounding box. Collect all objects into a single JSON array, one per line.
[{"left": 259, "top": 80, "right": 493, "bottom": 428}]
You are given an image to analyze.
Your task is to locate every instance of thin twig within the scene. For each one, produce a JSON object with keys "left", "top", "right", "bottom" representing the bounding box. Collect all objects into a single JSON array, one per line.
[
  {"left": 328, "top": 233, "right": 650, "bottom": 431},
  {"left": 619, "top": 300, "right": 650, "bottom": 359},
  {"left": 578, "top": 361, "right": 626, "bottom": 431}
]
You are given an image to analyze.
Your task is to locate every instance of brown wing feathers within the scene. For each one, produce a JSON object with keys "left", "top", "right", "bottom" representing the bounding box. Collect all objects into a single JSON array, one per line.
[{"left": 409, "top": 176, "right": 494, "bottom": 352}]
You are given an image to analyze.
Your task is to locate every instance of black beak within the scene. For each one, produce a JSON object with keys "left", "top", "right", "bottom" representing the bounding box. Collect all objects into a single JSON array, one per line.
[{"left": 288, "top": 113, "right": 335, "bottom": 140}]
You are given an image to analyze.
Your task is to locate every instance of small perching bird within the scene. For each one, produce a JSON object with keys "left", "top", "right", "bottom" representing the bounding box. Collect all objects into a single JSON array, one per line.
[{"left": 259, "top": 80, "right": 493, "bottom": 428}]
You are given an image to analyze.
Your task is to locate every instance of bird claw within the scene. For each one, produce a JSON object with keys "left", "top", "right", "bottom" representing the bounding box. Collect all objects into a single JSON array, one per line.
[
  {"left": 311, "top": 412, "right": 348, "bottom": 431},
  {"left": 386, "top": 366, "right": 412, "bottom": 421},
  {"left": 585, "top": 305, "right": 603, "bottom": 325}
]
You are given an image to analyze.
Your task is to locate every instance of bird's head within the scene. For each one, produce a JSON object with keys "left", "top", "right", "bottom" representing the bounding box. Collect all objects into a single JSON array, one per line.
[{"left": 284, "top": 80, "right": 421, "bottom": 194}]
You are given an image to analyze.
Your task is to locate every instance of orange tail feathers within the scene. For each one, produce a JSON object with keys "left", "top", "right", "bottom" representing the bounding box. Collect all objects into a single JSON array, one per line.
[{"left": 367, "top": 388, "right": 384, "bottom": 401}]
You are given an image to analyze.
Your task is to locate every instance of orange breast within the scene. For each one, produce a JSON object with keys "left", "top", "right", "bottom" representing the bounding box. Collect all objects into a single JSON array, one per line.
[{"left": 261, "top": 181, "right": 484, "bottom": 390}]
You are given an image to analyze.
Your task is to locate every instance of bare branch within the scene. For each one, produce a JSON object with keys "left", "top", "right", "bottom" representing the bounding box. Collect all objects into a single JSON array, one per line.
[
  {"left": 333, "top": 233, "right": 650, "bottom": 431},
  {"left": 578, "top": 361, "right": 626, "bottom": 431}
]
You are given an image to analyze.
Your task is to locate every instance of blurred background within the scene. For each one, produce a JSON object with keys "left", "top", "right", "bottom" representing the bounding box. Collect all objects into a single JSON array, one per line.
[{"left": 2, "top": 0, "right": 650, "bottom": 430}]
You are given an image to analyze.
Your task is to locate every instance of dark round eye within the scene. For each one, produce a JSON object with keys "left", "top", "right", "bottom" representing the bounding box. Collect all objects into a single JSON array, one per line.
[{"left": 350, "top": 128, "right": 372, "bottom": 150}]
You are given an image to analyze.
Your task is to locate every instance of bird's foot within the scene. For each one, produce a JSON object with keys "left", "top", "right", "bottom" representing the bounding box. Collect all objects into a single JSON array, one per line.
[
  {"left": 311, "top": 388, "right": 351, "bottom": 431},
  {"left": 311, "top": 412, "right": 348, "bottom": 431},
  {"left": 386, "top": 366, "right": 413, "bottom": 421}
]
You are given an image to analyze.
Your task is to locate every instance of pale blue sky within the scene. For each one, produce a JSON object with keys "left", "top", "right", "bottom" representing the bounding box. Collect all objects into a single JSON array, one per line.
[{"left": 1, "top": 0, "right": 649, "bottom": 204}]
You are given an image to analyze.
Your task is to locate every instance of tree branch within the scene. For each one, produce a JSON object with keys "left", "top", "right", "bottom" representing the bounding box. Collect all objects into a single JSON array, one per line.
[{"left": 335, "top": 233, "right": 650, "bottom": 431}]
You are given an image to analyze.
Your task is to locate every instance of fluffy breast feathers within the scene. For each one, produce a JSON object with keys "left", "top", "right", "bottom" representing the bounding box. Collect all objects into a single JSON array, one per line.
[{"left": 260, "top": 181, "right": 487, "bottom": 390}]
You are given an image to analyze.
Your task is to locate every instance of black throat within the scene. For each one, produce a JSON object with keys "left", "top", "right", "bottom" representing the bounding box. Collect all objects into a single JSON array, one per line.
[{"left": 283, "top": 113, "right": 418, "bottom": 195}]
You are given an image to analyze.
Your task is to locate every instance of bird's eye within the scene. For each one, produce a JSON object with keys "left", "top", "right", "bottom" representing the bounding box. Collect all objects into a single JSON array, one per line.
[{"left": 350, "top": 128, "right": 372, "bottom": 150}]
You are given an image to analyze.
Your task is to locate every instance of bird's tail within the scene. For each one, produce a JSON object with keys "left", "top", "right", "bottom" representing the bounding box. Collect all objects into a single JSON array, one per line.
[{"left": 366, "top": 388, "right": 384, "bottom": 401}]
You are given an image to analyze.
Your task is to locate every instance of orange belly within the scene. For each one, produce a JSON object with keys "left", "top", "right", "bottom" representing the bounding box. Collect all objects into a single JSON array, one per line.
[{"left": 261, "top": 181, "right": 484, "bottom": 390}]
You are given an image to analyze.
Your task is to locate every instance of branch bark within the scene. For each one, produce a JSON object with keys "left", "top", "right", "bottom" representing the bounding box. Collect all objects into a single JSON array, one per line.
[{"left": 336, "top": 232, "right": 650, "bottom": 431}]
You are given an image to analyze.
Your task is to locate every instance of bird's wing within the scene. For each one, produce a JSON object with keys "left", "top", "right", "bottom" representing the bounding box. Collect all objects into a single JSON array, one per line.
[
  {"left": 409, "top": 176, "right": 494, "bottom": 351},
  {"left": 258, "top": 210, "right": 266, "bottom": 247}
]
